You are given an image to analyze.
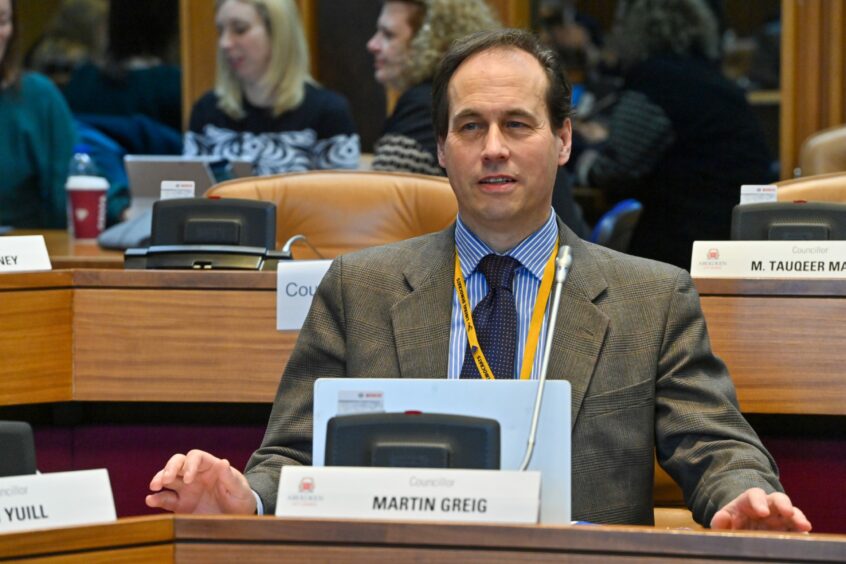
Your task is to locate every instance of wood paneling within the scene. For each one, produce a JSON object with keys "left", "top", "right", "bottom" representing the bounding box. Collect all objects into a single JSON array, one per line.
[
  {"left": 781, "top": 0, "right": 846, "bottom": 178},
  {"left": 179, "top": 0, "right": 217, "bottom": 131},
  {"left": 0, "top": 288, "right": 72, "bottom": 406},
  {"left": 487, "top": 0, "right": 531, "bottom": 28},
  {"left": 72, "top": 287, "right": 292, "bottom": 403},
  {"left": 701, "top": 295, "right": 846, "bottom": 414},
  {"left": 0, "top": 515, "right": 173, "bottom": 561}
]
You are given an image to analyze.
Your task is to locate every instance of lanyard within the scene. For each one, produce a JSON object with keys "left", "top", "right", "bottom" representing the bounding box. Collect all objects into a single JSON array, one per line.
[{"left": 453, "top": 241, "right": 558, "bottom": 380}]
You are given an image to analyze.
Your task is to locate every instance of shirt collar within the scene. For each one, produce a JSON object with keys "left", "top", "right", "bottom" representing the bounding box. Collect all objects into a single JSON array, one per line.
[{"left": 455, "top": 209, "right": 557, "bottom": 281}]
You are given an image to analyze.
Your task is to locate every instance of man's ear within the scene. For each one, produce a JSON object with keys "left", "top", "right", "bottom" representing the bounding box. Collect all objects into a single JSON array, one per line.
[
  {"left": 437, "top": 139, "right": 447, "bottom": 168},
  {"left": 557, "top": 118, "right": 573, "bottom": 166}
]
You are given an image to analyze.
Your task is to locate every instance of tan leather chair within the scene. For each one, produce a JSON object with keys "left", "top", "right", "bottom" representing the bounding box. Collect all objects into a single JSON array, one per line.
[
  {"left": 776, "top": 171, "right": 846, "bottom": 202},
  {"left": 205, "top": 170, "right": 458, "bottom": 259},
  {"left": 798, "top": 125, "right": 846, "bottom": 176}
]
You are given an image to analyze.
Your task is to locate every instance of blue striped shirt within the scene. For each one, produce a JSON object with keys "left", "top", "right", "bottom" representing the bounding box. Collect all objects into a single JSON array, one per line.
[{"left": 448, "top": 211, "right": 558, "bottom": 380}]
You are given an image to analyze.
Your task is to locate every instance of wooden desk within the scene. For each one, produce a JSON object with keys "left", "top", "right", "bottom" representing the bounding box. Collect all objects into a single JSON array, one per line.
[
  {"left": 3, "top": 515, "right": 845, "bottom": 563},
  {"left": 1, "top": 272, "right": 844, "bottom": 530},
  {"left": 2, "top": 271, "right": 844, "bottom": 414},
  {"left": 0, "top": 269, "right": 288, "bottom": 405},
  {"left": 696, "top": 278, "right": 846, "bottom": 415}
]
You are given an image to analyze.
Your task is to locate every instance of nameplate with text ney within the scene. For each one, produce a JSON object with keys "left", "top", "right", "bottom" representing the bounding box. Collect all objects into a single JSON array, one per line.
[{"left": 0, "top": 236, "right": 51, "bottom": 273}]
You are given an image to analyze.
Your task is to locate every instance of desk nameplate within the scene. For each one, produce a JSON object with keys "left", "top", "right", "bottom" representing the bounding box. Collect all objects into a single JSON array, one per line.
[{"left": 276, "top": 466, "right": 540, "bottom": 524}]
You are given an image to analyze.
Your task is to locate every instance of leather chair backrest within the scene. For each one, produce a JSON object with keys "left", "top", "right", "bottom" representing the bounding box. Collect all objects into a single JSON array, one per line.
[
  {"left": 206, "top": 170, "right": 458, "bottom": 259},
  {"left": 798, "top": 125, "right": 846, "bottom": 177},
  {"left": 776, "top": 171, "right": 846, "bottom": 203}
]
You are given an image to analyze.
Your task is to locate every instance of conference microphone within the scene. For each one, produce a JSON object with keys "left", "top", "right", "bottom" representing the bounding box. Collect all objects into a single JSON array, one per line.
[
  {"left": 518, "top": 244, "right": 572, "bottom": 471},
  {"left": 281, "top": 234, "right": 325, "bottom": 259}
]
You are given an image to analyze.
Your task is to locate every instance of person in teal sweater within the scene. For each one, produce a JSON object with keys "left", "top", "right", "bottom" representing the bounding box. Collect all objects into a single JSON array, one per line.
[{"left": 1, "top": 0, "right": 75, "bottom": 228}]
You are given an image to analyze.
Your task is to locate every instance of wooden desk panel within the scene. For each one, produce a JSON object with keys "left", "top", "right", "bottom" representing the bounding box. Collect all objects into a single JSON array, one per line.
[
  {"left": 0, "top": 515, "right": 173, "bottom": 562},
  {"left": 8, "top": 515, "right": 844, "bottom": 563},
  {"left": 73, "top": 287, "right": 294, "bottom": 402},
  {"left": 695, "top": 278, "right": 846, "bottom": 415},
  {"left": 0, "top": 277, "right": 73, "bottom": 406}
]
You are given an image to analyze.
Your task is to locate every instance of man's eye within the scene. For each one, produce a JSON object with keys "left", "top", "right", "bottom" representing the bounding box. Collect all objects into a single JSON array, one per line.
[
  {"left": 506, "top": 121, "right": 528, "bottom": 129},
  {"left": 460, "top": 123, "right": 479, "bottom": 131}
]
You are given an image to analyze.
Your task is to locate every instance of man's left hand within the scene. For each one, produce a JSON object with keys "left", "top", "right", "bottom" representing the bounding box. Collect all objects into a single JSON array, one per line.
[{"left": 710, "top": 487, "right": 812, "bottom": 531}]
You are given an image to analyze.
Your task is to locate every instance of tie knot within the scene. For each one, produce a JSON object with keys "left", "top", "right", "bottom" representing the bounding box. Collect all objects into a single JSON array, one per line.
[{"left": 478, "top": 254, "right": 521, "bottom": 290}]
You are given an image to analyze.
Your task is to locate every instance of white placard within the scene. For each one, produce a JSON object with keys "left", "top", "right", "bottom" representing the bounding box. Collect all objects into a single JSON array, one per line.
[
  {"left": 0, "top": 469, "right": 116, "bottom": 533},
  {"left": 160, "top": 180, "right": 195, "bottom": 200},
  {"left": 739, "top": 184, "right": 778, "bottom": 205},
  {"left": 276, "top": 260, "right": 332, "bottom": 330},
  {"left": 691, "top": 240, "right": 846, "bottom": 278},
  {"left": 0, "top": 236, "right": 52, "bottom": 273},
  {"left": 276, "top": 466, "right": 539, "bottom": 524},
  {"left": 313, "top": 379, "right": 571, "bottom": 524}
]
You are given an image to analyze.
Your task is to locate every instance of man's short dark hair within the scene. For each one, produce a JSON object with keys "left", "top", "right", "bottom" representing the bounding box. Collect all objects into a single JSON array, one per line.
[{"left": 432, "top": 28, "right": 572, "bottom": 141}]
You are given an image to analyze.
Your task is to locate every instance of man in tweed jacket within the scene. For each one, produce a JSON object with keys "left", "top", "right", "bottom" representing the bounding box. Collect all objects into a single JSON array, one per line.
[{"left": 147, "top": 29, "right": 810, "bottom": 531}]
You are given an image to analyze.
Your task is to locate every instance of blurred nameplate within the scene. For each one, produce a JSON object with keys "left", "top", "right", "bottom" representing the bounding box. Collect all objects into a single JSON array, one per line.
[
  {"left": 277, "top": 260, "right": 332, "bottom": 330},
  {"left": 276, "top": 466, "right": 540, "bottom": 524},
  {"left": 739, "top": 184, "right": 777, "bottom": 205},
  {"left": 0, "top": 235, "right": 51, "bottom": 273},
  {"left": 0, "top": 469, "right": 116, "bottom": 533},
  {"left": 691, "top": 240, "right": 846, "bottom": 278}
]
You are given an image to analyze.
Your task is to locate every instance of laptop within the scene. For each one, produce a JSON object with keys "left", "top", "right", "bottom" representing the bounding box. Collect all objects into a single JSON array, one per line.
[
  {"left": 312, "top": 378, "right": 571, "bottom": 524},
  {"left": 124, "top": 155, "right": 254, "bottom": 219}
]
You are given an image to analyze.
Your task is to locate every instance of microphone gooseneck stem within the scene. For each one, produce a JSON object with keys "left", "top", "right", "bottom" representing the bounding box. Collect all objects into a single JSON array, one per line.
[{"left": 519, "top": 245, "right": 572, "bottom": 471}]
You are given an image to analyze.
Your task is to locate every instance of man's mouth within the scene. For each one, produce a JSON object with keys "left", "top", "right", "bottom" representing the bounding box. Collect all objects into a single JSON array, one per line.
[{"left": 479, "top": 176, "right": 516, "bottom": 185}]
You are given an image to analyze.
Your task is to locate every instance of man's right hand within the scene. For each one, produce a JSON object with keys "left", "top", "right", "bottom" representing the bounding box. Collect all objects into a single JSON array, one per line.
[{"left": 145, "top": 450, "right": 257, "bottom": 515}]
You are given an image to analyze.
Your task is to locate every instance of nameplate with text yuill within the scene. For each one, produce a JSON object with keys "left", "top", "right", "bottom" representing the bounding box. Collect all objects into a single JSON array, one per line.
[
  {"left": 277, "top": 260, "right": 332, "bottom": 330},
  {"left": 0, "top": 236, "right": 51, "bottom": 273},
  {"left": 0, "top": 469, "right": 116, "bottom": 533},
  {"left": 691, "top": 240, "right": 846, "bottom": 278},
  {"left": 276, "top": 466, "right": 540, "bottom": 524}
]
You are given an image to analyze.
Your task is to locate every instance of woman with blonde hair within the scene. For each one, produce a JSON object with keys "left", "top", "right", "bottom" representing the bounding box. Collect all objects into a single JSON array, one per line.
[{"left": 185, "top": 0, "right": 360, "bottom": 174}]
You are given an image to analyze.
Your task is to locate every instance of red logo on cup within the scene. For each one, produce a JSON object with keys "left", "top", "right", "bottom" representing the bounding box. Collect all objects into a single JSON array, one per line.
[
  {"left": 706, "top": 248, "right": 720, "bottom": 260},
  {"left": 298, "top": 477, "right": 315, "bottom": 493}
]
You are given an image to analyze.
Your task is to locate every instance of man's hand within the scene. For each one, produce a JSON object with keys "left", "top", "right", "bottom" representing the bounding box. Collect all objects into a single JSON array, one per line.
[
  {"left": 710, "top": 487, "right": 812, "bottom": 532},
  {"left": 145, "top": 450, "right": 257, "bottom": 515}
]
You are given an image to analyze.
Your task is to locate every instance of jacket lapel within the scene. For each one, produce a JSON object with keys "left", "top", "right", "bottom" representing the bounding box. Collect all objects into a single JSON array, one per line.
[
  {"left": 390, "top": 226, "right": 456, "bottom": 379},
  {"left": 547, "top": 221, "right": 609, "bottom": 428}
]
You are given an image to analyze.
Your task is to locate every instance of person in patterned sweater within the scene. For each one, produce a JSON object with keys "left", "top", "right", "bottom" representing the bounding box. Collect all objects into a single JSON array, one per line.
[{"left": 184, "top": 0, "right": 360, "bottom": 174}]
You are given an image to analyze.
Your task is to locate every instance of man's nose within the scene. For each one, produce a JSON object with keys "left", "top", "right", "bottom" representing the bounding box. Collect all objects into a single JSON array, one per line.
[
  {"left": 366, "top": 34, "right": 380, "bottom": 54},
  {"left": 482, "top": 127, "right": 510, "bottom": 162},
  {"left": 219, "top": 30, "right": 233, "bottom": 50}
]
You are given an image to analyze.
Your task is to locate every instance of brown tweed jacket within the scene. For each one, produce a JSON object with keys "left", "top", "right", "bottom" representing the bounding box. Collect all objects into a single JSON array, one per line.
[{"left": 245, "top": 220, "right": 781, "bottom": 525}]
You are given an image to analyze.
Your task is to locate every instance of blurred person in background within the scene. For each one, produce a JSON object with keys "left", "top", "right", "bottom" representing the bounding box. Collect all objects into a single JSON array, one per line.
[
  {"left": 574, "top": 0, "right": 773, "bottom": 269},
  {"left": 367, "top": 0, "right": 589, "bottom": 237},
  {"left": 24, "top": 0, "right": 108, "bottom": 89},
  {"left": 366, "top": 0, "right": 498, "bottom": 176},
  {"left": 61, "top": 0, "right": 182, "bottom": 131},
  {"left": 184, "top": 0, "right": 359, "bottom": 174},
  {"left": 0, "top": 0, "right": 75, "bottom": 229}
]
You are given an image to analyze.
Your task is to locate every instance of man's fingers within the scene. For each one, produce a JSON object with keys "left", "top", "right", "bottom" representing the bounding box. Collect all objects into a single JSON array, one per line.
[
  {"left": 159, "top": 453, "right": 188, "bottom": 486},
  {"left": 710, "top": 509, "right": 732, "bottom": 530},
  {"left": 790, "top": 507, "right": 813, "bottom": 532},
  {"left": 146, "top": 490, "right": 180, "bottom": 511},
  {"left": 735, "top": 487, "right": 770, "bottom": 518},
  {"left": 769, "top": 492, "right": 796, "bottom": 518},
  {"left": 149, "top": 469, "right": 166, "bottom": 491}
]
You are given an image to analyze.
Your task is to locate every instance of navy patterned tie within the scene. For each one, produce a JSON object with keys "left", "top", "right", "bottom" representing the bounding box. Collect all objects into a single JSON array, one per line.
[{"left": 460, "top": 254, "right": 521, "bottom": 379}]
